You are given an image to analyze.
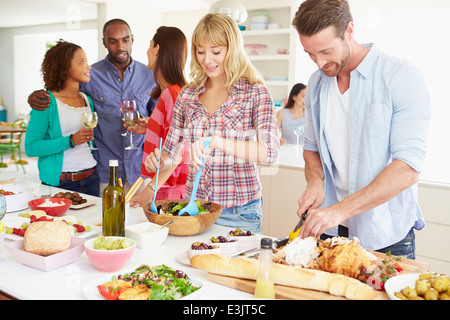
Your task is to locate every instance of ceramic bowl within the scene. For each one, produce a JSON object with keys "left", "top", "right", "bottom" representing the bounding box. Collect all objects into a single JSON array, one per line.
[
  {"left": 84, "top": 236, "right": 135, "bottom": 272},
  {"left": 28, "top": 197, "right": 72, "bottom": 217},
  {"left": 144, "top": 200, "right": 222, "bottom": 236},
  {"left": 188, "top": 245, "right": 221, "bottom": 260},
  {"left": 1, "top": 184, "right": 33, "bottom": 213},
  {"left": 125, "top": 221, "right": 169, "bottom": 249}
]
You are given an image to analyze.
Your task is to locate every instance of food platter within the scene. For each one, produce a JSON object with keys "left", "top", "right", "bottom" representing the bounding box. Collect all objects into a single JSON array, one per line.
[
  {"left": 82, "top": 267, "right": 204, "bottom": 300},
  {"left": 1, "top": 215, "right": 101, "bottom": 240}
]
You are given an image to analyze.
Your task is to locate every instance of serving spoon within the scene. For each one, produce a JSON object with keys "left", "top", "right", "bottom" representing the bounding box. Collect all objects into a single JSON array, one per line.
[
  {"left": 150, "top": 137, "right": 163, "bottom": 213},
  {"left": 178, "top": 137, "right": 210, "bottom": 216}
]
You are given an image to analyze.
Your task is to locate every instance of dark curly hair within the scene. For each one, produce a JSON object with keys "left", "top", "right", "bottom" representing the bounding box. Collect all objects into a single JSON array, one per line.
[{"left": 41, "top": 39, "right": 81, "bottom": 91}]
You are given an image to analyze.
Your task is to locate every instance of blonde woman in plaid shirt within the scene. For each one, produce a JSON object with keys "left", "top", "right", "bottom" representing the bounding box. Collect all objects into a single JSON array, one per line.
[{"left": 144, "top": 13, "right": 280, "bottom": 233}]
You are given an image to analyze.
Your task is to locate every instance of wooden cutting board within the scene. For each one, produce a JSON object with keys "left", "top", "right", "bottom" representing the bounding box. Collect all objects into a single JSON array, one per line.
[{"left": 206, "top": 252, "right": 430, "bottom": 300}]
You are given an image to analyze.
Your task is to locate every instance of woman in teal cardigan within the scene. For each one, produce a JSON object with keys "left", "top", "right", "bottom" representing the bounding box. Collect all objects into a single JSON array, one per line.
[{"left": 25, "top": 40, "right": 99, "bottom": 196}]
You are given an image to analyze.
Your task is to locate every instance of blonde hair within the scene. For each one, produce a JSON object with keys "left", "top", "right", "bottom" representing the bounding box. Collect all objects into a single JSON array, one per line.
[{"left": 190, "top": 13, "right": 263, "bottom": 90}]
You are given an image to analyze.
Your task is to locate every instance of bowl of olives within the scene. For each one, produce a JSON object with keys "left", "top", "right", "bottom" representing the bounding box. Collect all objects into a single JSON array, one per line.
[
  {"left": 189, "top": 242, "right": 221, "bottom": 259},
  {"left": 209, "top": 235, "right": 238, "bottom": 254}
]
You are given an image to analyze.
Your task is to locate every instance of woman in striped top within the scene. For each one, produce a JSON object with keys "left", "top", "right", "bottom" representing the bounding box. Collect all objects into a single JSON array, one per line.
[
  {"left": 129, "top": 26, "right": 189, "bottom": 208},
  {"left": 145, "top": 13, "right": 280, "bottom": 233}
]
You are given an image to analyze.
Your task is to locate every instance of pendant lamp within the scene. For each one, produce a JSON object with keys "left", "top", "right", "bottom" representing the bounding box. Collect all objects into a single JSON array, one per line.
[{"left": 210, "top": 0, "right": 248, "bottom": 24}]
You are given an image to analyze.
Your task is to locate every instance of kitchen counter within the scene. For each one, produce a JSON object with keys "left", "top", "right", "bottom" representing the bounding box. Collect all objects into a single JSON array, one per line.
[{"left": 0, "top": 182, "right": 254, "bottom": 300}]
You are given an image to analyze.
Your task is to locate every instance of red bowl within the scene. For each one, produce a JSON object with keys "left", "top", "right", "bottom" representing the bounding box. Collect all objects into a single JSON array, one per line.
[{"left": 28, "top": 197, "right": 72, "bottom": 217}]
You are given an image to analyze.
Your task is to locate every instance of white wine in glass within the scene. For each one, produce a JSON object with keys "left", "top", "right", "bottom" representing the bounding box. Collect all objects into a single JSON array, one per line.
[
  {"left": 81, "top": 111, "right": 99, "bottom": 150},
  {"left": 123, "top": 110, "right": 138, "bottom": 150}
]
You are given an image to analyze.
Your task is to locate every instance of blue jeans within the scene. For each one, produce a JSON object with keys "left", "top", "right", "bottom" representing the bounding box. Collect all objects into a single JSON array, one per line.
[
  {"left": 376, "top": 228, "right": 416, "bottom": 260},
  {"left": 56, "top": 169, "right": 100, "bottom": 197},
  {"left": 215, "top": 198, "right": 263, "bottom": 234}
]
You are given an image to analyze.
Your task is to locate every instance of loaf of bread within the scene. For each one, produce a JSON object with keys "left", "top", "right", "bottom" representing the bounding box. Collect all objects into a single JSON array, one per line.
[
  {"left": 23, "top": 221, "right": 71, "bottom": 256},
  {"left": 190, "top": 254, "right": 376, "bottom": 300}
]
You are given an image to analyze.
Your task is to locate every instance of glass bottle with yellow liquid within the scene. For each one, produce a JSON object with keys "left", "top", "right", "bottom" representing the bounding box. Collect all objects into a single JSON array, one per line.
[
  {"left": 102, "top": 160, "right": 125, "bottom": 236},
  {"left": 254, "top": 238, "right": 275, "bottom": 299}
]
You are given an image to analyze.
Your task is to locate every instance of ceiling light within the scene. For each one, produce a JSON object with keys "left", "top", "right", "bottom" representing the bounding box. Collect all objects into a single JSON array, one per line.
[{"left": 210, "top": 0, "right": 248, "bottom": 24}]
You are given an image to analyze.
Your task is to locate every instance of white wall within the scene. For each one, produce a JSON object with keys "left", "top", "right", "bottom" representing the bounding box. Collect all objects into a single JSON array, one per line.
[{"left": 294, "top": 0, "right": 450, "bottom": 185}]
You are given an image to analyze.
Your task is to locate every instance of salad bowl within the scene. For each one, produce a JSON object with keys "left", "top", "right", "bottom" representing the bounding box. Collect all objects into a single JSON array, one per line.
[{"left": 143, "top": 199, "right": 222, "bottom": 236}]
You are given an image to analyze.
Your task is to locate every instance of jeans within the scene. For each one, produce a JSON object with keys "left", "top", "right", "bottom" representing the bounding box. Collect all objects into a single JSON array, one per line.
[
  {"left": 215, "top": 198, "right": 263, "bottom": 234},
  {"left": 321, "top": 226, "right": 416, "bottom": 259},
  {"left": 376, "top": 228, "right": 416, "bottom": 260},
  {"left": 56, "top": 169, "right": 100, "bottom": 197}
]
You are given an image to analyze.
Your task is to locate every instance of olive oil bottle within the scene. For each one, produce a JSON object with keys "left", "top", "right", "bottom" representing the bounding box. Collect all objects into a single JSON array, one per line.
[
  {"left": 254, "top": 238, "right": 275, "bottom": 299},
  {"left": 102, "top": 160, "right": 125, "bottom": 236}
]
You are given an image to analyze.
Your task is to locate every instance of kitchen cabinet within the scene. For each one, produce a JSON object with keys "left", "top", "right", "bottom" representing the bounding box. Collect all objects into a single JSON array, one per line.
[{"left": 240, "top": 0, "right": 299, "bottom": 106}]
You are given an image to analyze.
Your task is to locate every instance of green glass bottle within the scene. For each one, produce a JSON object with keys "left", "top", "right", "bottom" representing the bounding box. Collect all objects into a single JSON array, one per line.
[{"left": 102, "top": 160, "right": 125, "bottom": 236}]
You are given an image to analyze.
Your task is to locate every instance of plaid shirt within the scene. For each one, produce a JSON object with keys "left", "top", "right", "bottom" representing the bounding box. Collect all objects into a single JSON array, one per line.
[{"left": 164, "top": 78, "right": 280, "bottom": 208}]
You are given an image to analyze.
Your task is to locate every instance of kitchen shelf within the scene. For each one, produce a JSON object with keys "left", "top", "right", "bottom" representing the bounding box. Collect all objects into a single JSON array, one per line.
[
  {"left": 248, "top": 55, "right": 289, "bottom": 61},
  {"left": 241, "top": 0, "right": 297, "bottom": 103},
  {"left": 241, "top": 28, "right": 291, "bottom": 36}
]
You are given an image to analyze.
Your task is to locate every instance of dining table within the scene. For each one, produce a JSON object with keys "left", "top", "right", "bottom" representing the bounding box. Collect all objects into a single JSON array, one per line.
[
  {"left": 0, "top": 181, "right": 431, "bottom": 301},
  {"left": 0, "top": 124, "right": 26, "bottom": 134}
]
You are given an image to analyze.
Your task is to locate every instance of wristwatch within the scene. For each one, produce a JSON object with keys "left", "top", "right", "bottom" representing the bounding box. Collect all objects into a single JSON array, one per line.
[{"left": 147, "top": 182, "right": 156, "bottom": 191}]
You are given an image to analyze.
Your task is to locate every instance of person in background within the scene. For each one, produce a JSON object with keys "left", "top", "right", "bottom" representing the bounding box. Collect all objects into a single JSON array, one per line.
[
  {"left": 293, "top": 0, "right": 431, "bottom": 259},
  {"left": 25, "top": 40, "right": 99, "bottom": 196},
  {"left": 27, "top": 19, "right": 156, "bottom": 195},
  {"left": 127, "top": 26, "right": 189, "bottom": 208},
  {"left": 144, "top": 13, "right": 280, "bottom": 234},
  {"left": 276, "top": 83, "right": 307, "bottom": 145}
]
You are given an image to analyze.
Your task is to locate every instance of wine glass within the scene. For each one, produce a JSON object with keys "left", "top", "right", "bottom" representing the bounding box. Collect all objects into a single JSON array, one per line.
[
  {"left": 81, "top": 111, "right": 99, "bottom": 150},
  {"left": 121, "top": 99, "right": 136, "bottom": 137},
  {"left": 293, "top": 124, "right": 304, "bottom": 148},
  {"left": 0, "top": 194, "right": 6, "bottom": 221},
  {"left": 123, "top": 110, "right": 139, "bottom": 150}
]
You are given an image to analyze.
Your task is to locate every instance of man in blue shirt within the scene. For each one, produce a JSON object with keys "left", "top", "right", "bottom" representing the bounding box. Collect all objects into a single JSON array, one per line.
[
  {"left": 28, "top": 19, "right": 156, "bottom": 193},
  {"left": 292, "top": 0, "right": 431, "bottom": 259}
]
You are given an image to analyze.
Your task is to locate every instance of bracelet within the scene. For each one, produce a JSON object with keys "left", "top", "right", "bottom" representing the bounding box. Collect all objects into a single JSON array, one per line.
[
  {"left": 69, "top": 134, "right": 75, "bottom": 148},
  {"left": 148, "top": 182, "right": 156, "bottom": 191}
]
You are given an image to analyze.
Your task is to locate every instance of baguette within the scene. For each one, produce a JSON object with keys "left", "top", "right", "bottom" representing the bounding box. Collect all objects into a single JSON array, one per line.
[{"left": 190, "top": 254, "right": 376, "bottom": 300}]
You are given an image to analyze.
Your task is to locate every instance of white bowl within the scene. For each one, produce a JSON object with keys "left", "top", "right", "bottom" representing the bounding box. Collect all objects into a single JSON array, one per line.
[
  {"left": 209, "top": 237, "right": 239, "bottom": 255},
  {"left": 2, "top": 184, "right": 33, "bottom": 213},
  {"left": 188, "top": 245, "right": 221, "bottom": 260},
  {"left": 125, "top": 221, "right": 169, "bottom": 249},
  {"left": 227, "top": 231, "right": 260, "bottom": 251},
  {"left": 384, "top": 273, "right": 421, "bottom": 300}
]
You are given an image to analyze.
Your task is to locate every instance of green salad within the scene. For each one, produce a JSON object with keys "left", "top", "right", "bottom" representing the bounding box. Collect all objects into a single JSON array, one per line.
[
  {"left": 114, "top": 264, "right": 200, "bottom": 300},
  {"left": 157, "top": 201, "right": 212, "bottom": 216}
]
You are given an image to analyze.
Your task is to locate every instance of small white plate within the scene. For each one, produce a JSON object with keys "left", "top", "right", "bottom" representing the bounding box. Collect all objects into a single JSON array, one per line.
[
  {"left": 82, "top": 267, "right": 204, "bottom": 300},
  {"left": 384, "top": 273, "right": 420, "bottom": 300},
  {"left": 70, "top": 199, "right": 96, "bottom": 210}
]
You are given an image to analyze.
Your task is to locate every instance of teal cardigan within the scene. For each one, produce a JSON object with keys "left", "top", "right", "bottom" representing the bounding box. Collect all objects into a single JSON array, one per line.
[{"left": 25, "top": 91, "right": 95, "bottom": 186}]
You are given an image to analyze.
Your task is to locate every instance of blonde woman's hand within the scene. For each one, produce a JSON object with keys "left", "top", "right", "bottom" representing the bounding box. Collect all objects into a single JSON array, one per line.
[{"left": 190, "top": 136, "right": 214, "bottom": 171}]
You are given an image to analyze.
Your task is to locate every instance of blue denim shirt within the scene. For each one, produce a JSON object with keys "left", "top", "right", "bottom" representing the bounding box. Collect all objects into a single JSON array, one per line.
[
  {"left": 80, "top": 56, "right": 156, "bottom": 184},
  {"left": 303, "top": 44, "right": 431, "bottom": 250}
]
